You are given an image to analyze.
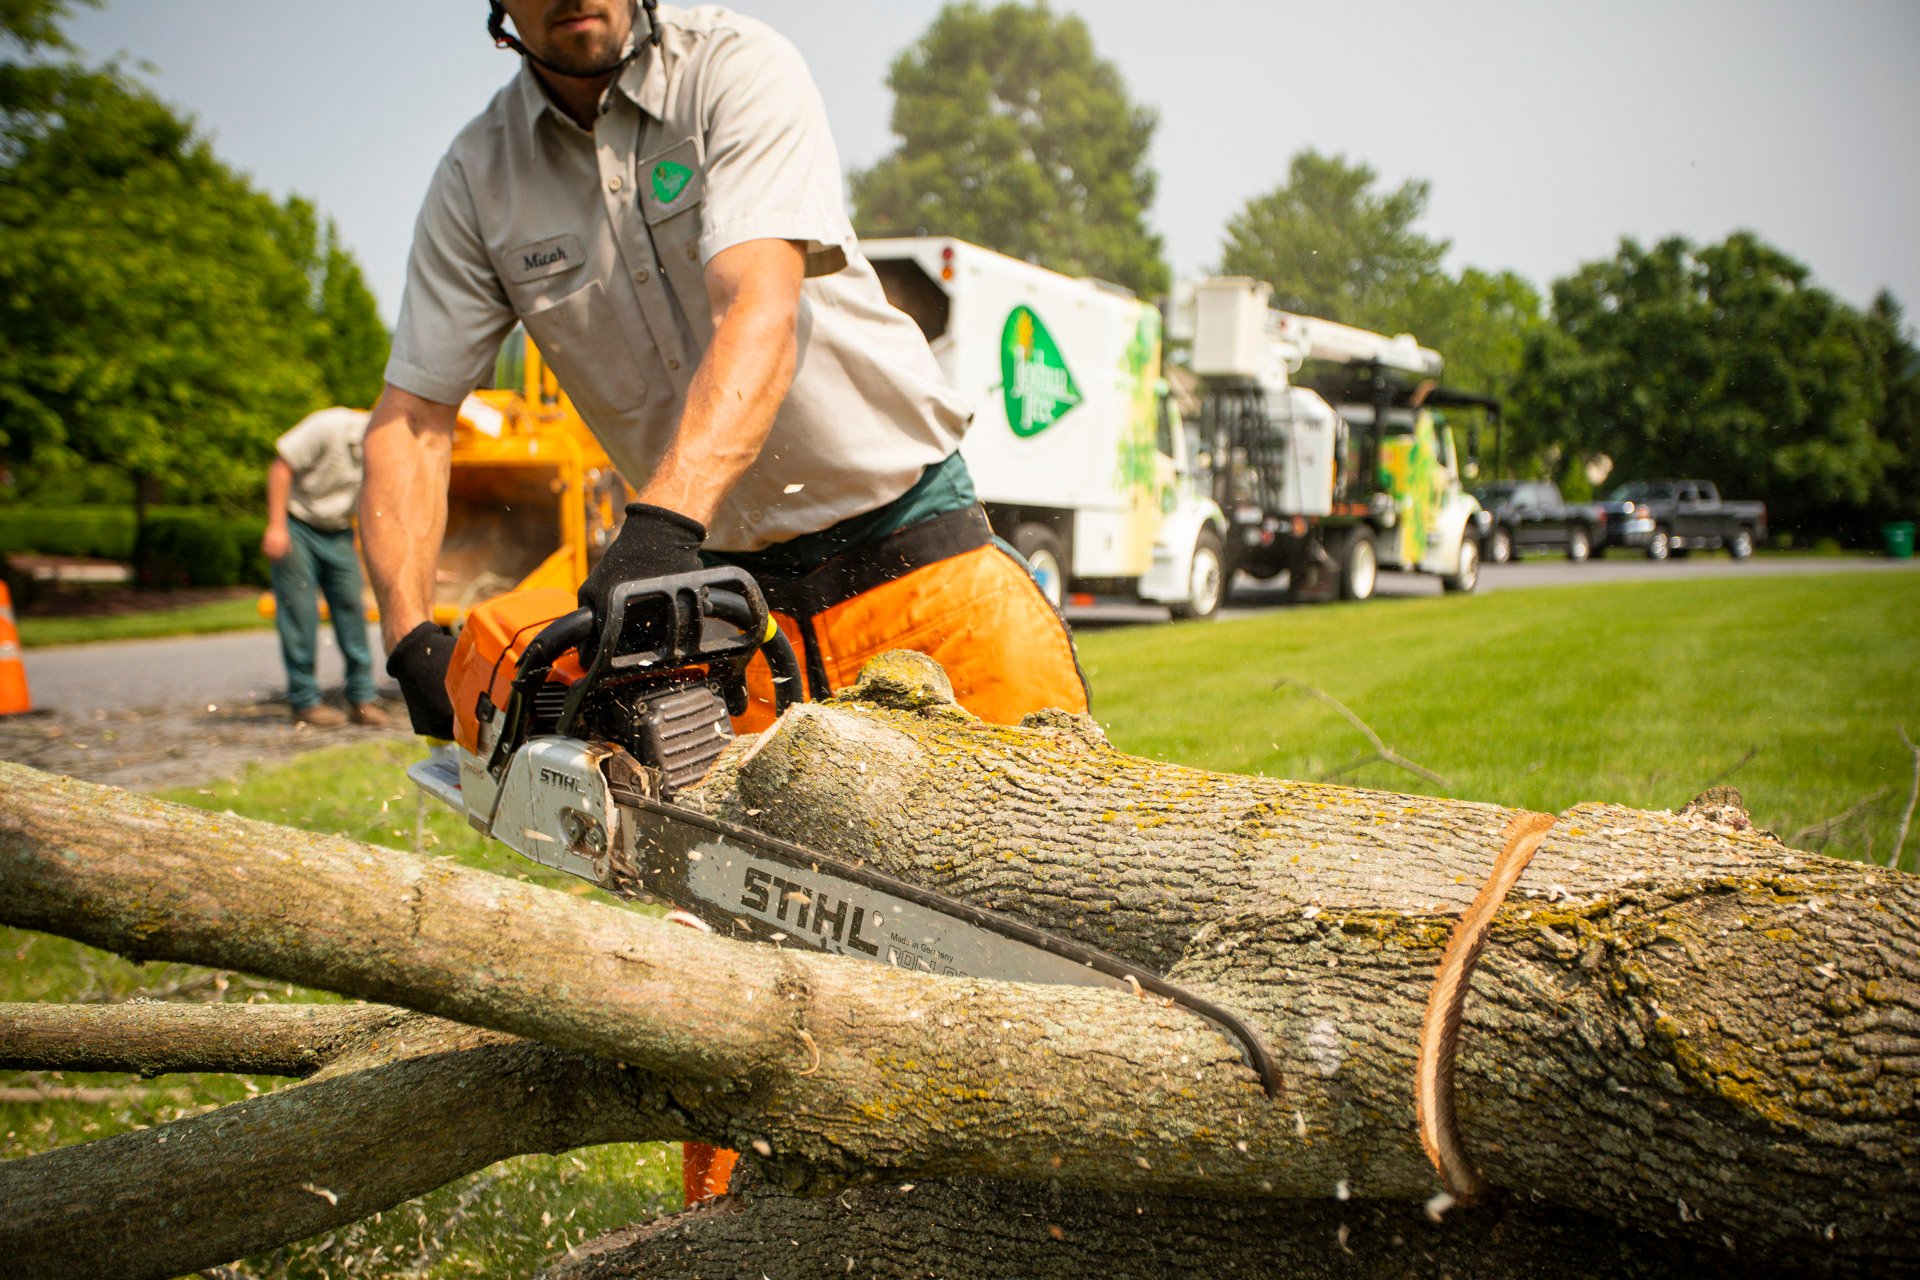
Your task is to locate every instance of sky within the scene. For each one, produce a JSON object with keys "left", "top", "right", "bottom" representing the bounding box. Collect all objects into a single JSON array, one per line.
[{"left": 68, "top": 1, "right": 1920, "bottom": 327}]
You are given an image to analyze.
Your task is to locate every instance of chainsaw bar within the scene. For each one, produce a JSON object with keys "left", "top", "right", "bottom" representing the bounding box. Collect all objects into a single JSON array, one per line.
[{"left": 611, "top": 786, "right": 1282, "bottom": 1098}]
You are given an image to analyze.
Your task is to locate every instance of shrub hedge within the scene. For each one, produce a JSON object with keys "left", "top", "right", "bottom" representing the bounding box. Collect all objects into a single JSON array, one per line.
[
  {"left": 0, "top": 506, "right": 273, "bottom": 588},
  {"left": 0, "top": 507, "right": 139, "bottom": 560},
  {"left": 134, "top": 512, "right": 273, "bottom": 589}
]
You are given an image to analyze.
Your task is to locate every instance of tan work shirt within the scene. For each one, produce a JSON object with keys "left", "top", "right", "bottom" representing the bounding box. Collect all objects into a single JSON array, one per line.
[
  {"left": 385, "top": 5, "right": 970, "bottom": 553},
  {"left": 276, "top": 407, "right": 371, "bottom": 533}
]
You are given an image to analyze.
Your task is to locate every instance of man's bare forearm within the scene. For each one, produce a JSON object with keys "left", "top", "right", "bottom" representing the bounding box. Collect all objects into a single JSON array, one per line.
[
  {"left": 360, "top": 386, "right": 458, "bottom": 651},
  {"left": 265, "top": 459, "right": 293, "bottom": 532},
  {"left": 636, "top": 239, "right": 805, "bottom": 525}
]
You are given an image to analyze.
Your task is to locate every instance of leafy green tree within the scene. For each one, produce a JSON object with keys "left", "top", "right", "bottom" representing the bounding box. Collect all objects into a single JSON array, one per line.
[
  {"left": 1864, "top": 291, "right": 1920, "bottom": 526},
  {"left": 0, "top": 0, "right": 96, "bottom": 51},
  {"left": 851, "top": 1, "right": 1167, "bottom": 295},
  {"left": 0, "top": 12, "right": 388, "bottom": 519},
  {"left": 1219, "top": 150, "right": 1448, "bottom": 328},
  {"left": 1221, "top": 151, "right": 1546, "bottom": 474},
  {"left": 1516, "top": 232, "right": 1901, "bottom": 538}
]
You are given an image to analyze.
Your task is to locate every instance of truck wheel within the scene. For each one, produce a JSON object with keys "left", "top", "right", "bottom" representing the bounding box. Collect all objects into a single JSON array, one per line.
[
  {"left": 1566, "top": 527, "right": 1591, "bottom": 563},
  {"left": 1443, "top": 537, "right": 1480, "bottom": 594},
  {"left": 1647, "top": 528, "right": 1671, "bottom": 561},
  {"left": 1012, "top": 524, "right": 1066, "bottom": 609},
  {"left": 1337, "top": 532, "right": 1377, "bottom": 602},
  {"left": 1169, "top": 529, "right": 1226, "bottom": 621},
  {"left": 1486, "top": 527, "right": 1513, "bottom": 564},
  {"left": 1729, "top": 527, "right": 1754, "bottom": 560}
]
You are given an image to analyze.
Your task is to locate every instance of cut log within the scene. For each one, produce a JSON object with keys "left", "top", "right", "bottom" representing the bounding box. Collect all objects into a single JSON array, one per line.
[{"left": 2, "top": 651, "right": 1916, "bottom": 1278}]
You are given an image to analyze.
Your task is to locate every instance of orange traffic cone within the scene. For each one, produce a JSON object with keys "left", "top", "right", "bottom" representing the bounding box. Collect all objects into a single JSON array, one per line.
[
  {"left": 665, "top": 909, "right": 742, "bottom": 1207},
  {"left": 0, "top": 581, "right": 30, "bottom": 715}
]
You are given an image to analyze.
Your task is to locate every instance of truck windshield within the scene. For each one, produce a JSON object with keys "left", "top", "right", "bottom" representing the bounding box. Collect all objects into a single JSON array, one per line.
[
  {"left": 1610, "top": 482, "right": 1676, "bottom": 501},
  {"left": 1474, "top": 482, "right": 1518, "bottom": 503}
]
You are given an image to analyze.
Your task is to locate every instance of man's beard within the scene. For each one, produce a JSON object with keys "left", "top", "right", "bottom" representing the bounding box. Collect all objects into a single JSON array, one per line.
[{"left": 537, "top": 4, "right": 632, "bottom": 76}]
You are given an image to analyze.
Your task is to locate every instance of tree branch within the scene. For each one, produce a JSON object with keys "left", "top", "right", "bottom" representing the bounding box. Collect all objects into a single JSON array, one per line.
[
  {"left": 0, "top": 1001, "right": 392, "bottom": 1077},
  {"left": 1276, "top": 676, "right": 1450, "bottom": 788},
  {"left": 1894, "top": 725, "right": 1919, "bottom": 873},
  {"left": 0, "top": 1012, "right": 691, "bottom": 1280}
]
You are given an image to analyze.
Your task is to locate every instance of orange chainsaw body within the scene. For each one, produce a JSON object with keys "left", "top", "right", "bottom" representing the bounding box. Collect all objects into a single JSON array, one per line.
[{"left": 445, "top": 589, "right": 586, "bottom": 754}]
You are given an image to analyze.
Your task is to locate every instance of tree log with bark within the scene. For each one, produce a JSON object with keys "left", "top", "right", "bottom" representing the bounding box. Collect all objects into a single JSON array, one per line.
[{"left": 1, "top": 653, "right": 1915, "bottom": 1279}]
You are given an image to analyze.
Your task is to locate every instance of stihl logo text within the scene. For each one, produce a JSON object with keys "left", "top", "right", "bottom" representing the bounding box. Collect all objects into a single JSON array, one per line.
[{"left": 740, "top": 866, "right": 880, "bottom": 956}]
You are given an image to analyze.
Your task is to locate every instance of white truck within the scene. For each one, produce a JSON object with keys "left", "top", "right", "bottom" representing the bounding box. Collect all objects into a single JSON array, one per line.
[
  {"left": 865, "top": 238, "right": 1230, "bottom": 619},
  {"left": 1177, "top": 278, "right": 1488, "bottom": 601}
]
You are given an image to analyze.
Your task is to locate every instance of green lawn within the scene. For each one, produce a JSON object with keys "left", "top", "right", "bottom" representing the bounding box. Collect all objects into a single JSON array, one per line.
[
  {"left": 17, "top": 596, "right": 272, "bottom": 648},
  {"left": 1077, "top": 570, "right": 1920, "bottom": 866},
  {"left": 4, "top": 570, "right": 1915, "bottom": 1275}
]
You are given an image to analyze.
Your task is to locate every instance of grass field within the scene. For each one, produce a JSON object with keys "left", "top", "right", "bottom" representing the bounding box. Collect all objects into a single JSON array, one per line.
[
  {"left": 16, "top": 595, "right": 272, "bottom": 648},
  {"left": 4, "top": 569, "right": 1916, "bottom": 1276},
  {"left": 1076, "top": 570, "right": 1920, "bottom": 865}
]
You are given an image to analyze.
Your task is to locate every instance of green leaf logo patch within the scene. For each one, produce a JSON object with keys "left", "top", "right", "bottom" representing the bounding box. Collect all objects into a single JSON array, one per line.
[
  {"left": 1001, "top": 306, "right": 1082, "bottom": 438},
  {"left": 651, "top": 161, "right": 694, "bottom": 205}
]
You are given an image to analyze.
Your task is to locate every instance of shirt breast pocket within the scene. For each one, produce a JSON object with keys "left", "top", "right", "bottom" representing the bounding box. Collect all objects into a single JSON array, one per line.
[
  {"left": 520, "top": 281, "right": 649, "bottom": 420},
  {"left": 639, "top": 136, "right": 712, "bottom": 344}
]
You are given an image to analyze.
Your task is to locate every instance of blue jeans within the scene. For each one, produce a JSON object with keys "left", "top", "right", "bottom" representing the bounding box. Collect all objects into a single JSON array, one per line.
[{"left": 271, "top": 518, "right": 377, "bottom": 710}]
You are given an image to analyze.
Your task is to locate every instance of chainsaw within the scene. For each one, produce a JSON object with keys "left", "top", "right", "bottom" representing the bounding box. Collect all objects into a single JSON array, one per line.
[{"left": 408, "top": 567, "right": 1279, "bottom": 1096}]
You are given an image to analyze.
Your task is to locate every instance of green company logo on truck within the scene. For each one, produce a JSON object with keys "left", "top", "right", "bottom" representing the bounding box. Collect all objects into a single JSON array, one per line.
[{"left": 1001, "top": 305, "right": 1082, "bottom": 437}]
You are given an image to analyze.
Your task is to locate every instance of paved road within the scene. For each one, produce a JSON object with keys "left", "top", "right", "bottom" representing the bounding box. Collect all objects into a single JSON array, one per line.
[
  {"left": 19, "top": 556, "right": 1916, "bottom": 713},
  {"left": 20, "top": 621, "right": 392, "bottom": 717}
]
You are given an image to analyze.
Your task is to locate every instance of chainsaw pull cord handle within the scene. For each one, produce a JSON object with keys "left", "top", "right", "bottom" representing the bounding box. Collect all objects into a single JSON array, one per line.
[{"left": 705, "top": 589, "right": 804, "bottom": 715}]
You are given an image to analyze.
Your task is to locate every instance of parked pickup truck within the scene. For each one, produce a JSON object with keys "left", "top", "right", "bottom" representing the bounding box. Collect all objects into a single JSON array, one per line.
[
  {"left": 1471, "top": 480, "right": 1606, "bottom": 563},
  {"left": 1599, "top": 480, "right": 1767, "bottom": 560}
]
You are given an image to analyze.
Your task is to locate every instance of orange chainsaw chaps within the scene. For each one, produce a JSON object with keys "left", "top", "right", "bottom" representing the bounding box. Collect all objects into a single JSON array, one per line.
[
  {"left": 446, "top": 588, "right": 584, "bottom": 754},
  {"left": 734, "top": 543, "right": 1088, "bottom": 735}
]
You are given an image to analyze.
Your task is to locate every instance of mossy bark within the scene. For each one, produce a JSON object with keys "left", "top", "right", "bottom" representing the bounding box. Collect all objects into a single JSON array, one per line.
[{"left": 1, "top": 651, "right": 1915, "bottom": 1278}]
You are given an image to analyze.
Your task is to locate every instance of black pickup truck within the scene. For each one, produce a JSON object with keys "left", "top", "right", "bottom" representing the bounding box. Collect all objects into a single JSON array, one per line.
[
  {"left": 1598, "top": 480, "right": 1767, "bottom": 560},
  {"left": 1472, "top": 480, "right": 1606, "bottom": 563}
]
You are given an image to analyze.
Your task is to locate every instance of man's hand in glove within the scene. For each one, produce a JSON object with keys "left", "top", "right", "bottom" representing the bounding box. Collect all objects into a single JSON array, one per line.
[
  {"left": 578, "top": 502, "right": 707, "bottom": 632},
  {"left": 387, "top": 622, "right": 458, "bottom": 740}
]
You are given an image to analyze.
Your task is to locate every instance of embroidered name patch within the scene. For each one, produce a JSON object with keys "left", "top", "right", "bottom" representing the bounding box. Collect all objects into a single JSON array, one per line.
[{"left": 506, "top": 234, "right": 586, "bottom": 283}]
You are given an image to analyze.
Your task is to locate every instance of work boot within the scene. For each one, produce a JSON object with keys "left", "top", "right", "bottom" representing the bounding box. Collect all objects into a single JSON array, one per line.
[
  {"left": 292, "top": 702, "right": 348, "bottom": 728},
  {"left": 350, "top": 702, "right": 390, "bottom": 728}
]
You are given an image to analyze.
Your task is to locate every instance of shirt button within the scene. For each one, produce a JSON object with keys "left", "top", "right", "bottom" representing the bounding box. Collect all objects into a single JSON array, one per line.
[
  {"left": 607, "top": 174, "right": 624, "bottom": 193},
  {"left": 686, "top": 245, "right": 699, "bottom": 263},
  {"left": 748, "top": 509, "right": 764, "bottom": 524},
  {"left": 667, "top": 357, "right": 681, "bottom": 372},
  {"left": 633, "top": 268, "right": 650, "bottom": 285}
]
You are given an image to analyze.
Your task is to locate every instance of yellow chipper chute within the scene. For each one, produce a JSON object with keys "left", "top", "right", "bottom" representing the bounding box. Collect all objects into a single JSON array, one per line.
[
  {"left": 260, "top": 333, "right": 628, "bottom": 628},
  {"left": 431, "top": 334, "right": 630, "bottom": 628}
]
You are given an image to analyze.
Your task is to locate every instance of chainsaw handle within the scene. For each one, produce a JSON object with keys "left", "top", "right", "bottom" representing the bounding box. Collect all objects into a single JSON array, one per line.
[
  {"left": 707, "top": 589, "right": 804, "bottom": 714},
  {"left": 521, "top": 607, "right": 595, "bottom": 676}
]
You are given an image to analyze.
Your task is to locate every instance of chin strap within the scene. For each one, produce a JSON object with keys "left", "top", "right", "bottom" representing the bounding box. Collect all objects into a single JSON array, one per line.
[{"left": 488, "top": 0, "right": 660, "bottom": 79}]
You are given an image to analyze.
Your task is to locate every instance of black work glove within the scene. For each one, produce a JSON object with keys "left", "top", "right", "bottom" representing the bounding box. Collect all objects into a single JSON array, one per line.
[
  {"left": 578, "top": 502, "right": 707, "bottom": 627},
  {"left": 387, "top": 621, "right": 457, "bottom": 740}
]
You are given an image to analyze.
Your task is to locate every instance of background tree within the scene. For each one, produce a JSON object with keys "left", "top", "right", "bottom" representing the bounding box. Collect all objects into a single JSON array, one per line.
[
  {"left": 1863, "top": 291, "right": 1920, "bottom": 531},
  {"left": 1219, "top": 149, "right": 1447, "bottom": 328},
  {"left": 1219, "top": 150, "right": 1547, "bottom": 477},
  {"left": 0, "top": 5, "right": 387, "bottom": 516},
  {"left": 1515, "top": 232, "right": 1902, "bottom": 539},
  {"left": 851, "top": 1, "right": 1168, "bottom": 296}
]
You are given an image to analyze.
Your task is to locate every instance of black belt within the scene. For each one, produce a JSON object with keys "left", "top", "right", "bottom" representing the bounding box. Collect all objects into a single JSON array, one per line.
[{"left": 750, "top": 505, "right": 994, "bottom": 699}]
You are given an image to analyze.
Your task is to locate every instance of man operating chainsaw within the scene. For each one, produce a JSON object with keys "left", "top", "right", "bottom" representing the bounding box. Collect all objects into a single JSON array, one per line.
[{"left": 363, "top": 0, "right": 1089, "bottom": 744}]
